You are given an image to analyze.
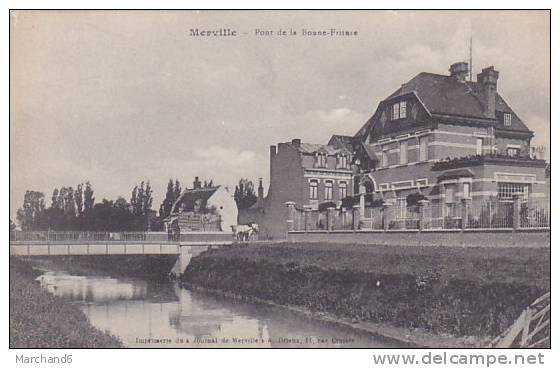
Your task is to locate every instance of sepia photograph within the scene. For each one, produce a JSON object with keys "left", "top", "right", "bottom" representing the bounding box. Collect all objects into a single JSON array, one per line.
[{"left": 9, "top": 9, "right": 550, "bottom": 351}]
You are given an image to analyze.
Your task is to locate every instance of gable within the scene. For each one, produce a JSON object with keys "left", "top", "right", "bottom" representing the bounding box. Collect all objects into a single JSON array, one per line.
[{"left": 358, "top": 92, "right": 432, "bottom": 142}]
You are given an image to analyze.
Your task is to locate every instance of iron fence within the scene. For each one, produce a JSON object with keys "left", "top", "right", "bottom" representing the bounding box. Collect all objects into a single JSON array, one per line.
[
  {"left": 466, "top": 200, "right": 514, "bottom": 229},
  {"left": 290, "top": 198, "right": 549, "bottom": 232},
  {"left": 520, "top": 199, "right": 550, "bottom": 229}
]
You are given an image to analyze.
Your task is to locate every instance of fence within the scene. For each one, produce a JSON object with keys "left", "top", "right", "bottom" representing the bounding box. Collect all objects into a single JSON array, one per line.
[
  {"left": 10, "top": 231, "right": 173, "bottom": 243},
  {"left": 520, "top": 199, "right": 550, "bottom": 229},
  {"left": 291, "top": 205, "right": 358, "bottom": 231},
  {"left": 288, "top": 197, "right": 549, "bottom": 233},
  {"left": 466, "top": 201, "right": 513, "bottom": 229}
]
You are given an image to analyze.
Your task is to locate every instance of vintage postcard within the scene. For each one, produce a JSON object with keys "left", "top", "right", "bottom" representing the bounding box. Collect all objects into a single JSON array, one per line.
[{"left": 9, "top": 10, "right": 550, "bottom": 352}]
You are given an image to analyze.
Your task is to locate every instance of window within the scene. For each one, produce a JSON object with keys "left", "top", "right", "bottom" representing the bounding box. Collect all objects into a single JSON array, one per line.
[
  {"left": 399, "top": 141, "right": 408, "bottom": 165},
  {"left": 498, "top": 183, "right": 529, "bottom": 200},
  {"left": 463, "top": 183, "right": 471, "bottom": 199},
  {"left": 396, "top": 197, "right": 407, "bottom": 218},
  {"left": 444, "top": 185, "right": 457, "bottom": 217},
  {"left": 338, "top": 181, "right": 347, "bottom": 199},
  {"left": 338, "top": 155, "right": 348, "bottom": 169},
  {"left": 507, "top": 147, "right": 520, "bottom": 157},
  {"left": 399, "top": 101, "right": 407, "bottom": 118},
  {"left": 445, "top": 185, "right": 455, "bottom": 203},
  {"left": 392, "top": 103, "right": 399, "bottom": 120},
  {"left": 392, "top": 102, "right": 407, "bottom": 120},
  {"left": 476, "top": 138, "right": 483, "bottom": 155},
  {"left": 382, "top": 150, "right": 388, "bottom": 167},
  {"left": 419, "top": 136, "right": 428, "bottom": 161},
  {"left": 316, "top": 153, "right": 327, "bottom": 168},
  {"left": 324, "top": 181, "right": 333, "bottom": 201},
  {"left": 504, "top": 113, "right": 512, "bottom": 127},
  {"left": 309, "top": 180, "right": 318, "bottom": 200}
]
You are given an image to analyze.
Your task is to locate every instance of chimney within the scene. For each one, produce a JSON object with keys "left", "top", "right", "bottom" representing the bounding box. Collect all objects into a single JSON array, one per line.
[
  {"left": 477, "top": 66, "right": 499, "bottom": 118},
  {"left": 193, "top": 176, "right": 201, "bottom": 189},
  {"left": 449, "top": 62, "right": 469, "bottom": 82},
  {"left": 257, "top": 177, "right": 264, "bottom": 208},
  {"left": 270, "top": 145, "right": 277, "bottom": 184},
  {"left": 291, "top": 138, "right": 301, "bottom": 147}
]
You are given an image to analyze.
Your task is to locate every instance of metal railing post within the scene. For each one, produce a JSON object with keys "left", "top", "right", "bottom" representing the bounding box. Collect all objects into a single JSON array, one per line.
[
  {"left": 327, "top": 206, "right": 336, "bottom": 232},
  {"left": 352, "top": 205, "right": 361, "bottom": 231},
  {"left": 512, "top": 194, "right": 522, "bottom": 231},
  {"left": 418, "top": 199, "right": 429, "bottom": 232},
  {"left": 382, "top": 202, "right": 393, "bottom": 232},
  {"left": 461, "top": 198, "right": 471, "bottom": 232}
]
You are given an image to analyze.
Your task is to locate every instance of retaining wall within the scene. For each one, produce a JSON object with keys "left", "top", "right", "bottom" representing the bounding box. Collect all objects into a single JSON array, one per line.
[{"left": 287, "top": 229, "right": 550, "bottom": 248}]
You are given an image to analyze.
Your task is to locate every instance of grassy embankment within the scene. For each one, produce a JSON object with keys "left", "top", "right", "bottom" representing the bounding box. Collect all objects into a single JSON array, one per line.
[
  {"left": 10, "top": 258, "right": 123, "bottom": 348},
  {"left": 181, "top": 243, "right": 550, "bottom": 346}
]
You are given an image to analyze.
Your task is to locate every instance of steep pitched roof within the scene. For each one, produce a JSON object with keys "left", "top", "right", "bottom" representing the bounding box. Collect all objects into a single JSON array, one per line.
[
  {"left": 385, "top": 72, "right": 531, "bottom": 132},
  {"left": 170, "top": 186, "right": 219, "bottom": 214},
  {"left": 328, "top": 135, "right": 354, "bottom": 152},
  {"left": 290, "top": 142, "right": 348, "bottom": 155},
  {"left": 359, "top": 141, "right": 378, "bottom": 162}
]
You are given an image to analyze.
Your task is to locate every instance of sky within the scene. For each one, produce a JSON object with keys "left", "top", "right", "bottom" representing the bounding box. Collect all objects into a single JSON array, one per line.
[{"left": 10, "top": 10, "right": 550, "bottom": 218}]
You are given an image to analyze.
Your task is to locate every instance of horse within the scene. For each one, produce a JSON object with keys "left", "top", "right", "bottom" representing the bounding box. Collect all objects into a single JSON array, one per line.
[{"left": 230, "top": 223, "right": 259, "bottom": 241}]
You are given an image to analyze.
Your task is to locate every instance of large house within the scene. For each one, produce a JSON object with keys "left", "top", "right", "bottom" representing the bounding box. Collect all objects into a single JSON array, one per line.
[
  {"left": 352, "top": 62, "right": 547, "bottom": 216},
  {"left": 238, "top": 137, "right": 354, "bottom": 239},
  {"left": 240, "top": 62, "right": 548, "bottom": 238}
]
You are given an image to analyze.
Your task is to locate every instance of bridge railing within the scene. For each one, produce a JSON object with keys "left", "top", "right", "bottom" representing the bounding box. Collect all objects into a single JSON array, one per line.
[{"left": 10, "top": 231, "right": 173, "bottom": 243}]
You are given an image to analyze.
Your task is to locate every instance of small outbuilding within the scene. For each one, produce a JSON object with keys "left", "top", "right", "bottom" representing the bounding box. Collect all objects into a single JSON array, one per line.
[{"left": 164, "top": 178, "right": 237, "bottom": 233}]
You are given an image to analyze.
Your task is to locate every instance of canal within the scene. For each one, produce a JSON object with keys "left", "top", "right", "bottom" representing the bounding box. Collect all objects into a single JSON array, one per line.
[{"left": 35, "top": 267, "right": 400, "bottom": 348}]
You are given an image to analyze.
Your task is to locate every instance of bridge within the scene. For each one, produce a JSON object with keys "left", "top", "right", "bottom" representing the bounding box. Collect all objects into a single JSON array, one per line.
[{"left": 9, "top": 231, "right": 234, "bottom": 276}]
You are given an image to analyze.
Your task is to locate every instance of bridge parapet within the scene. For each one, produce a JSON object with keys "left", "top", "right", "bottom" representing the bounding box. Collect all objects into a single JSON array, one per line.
[
  {"left": 10, "top": 231, "right": 174, "bottom": 243},
  {"left": 9, "top": 231, "right": 234, "bottom": 257}
]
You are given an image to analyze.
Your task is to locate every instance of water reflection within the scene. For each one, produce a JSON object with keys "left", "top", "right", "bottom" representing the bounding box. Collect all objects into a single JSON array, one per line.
[{"left": 37, "top": 270, "right": 397, "bottom": 348}]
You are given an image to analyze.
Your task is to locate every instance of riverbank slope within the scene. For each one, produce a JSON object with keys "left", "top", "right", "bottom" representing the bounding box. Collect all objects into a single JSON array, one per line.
[
  {"left": 10, "top": 258, "right": 123, "bottom": 348},
  {"left": 180, "top": 242, "right": 550, "bottom": 348}
]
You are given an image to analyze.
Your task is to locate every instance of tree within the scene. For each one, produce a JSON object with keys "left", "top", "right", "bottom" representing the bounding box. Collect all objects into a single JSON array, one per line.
[
  {"left": 160, "top": 179, "right": 175, "bottom": 219},
  {"left": 51, "top": 188, "right": 61, "bottom": 209},
  {"left": 234, "top": 178, "right": 257, "bottom": 210},
  {"left": 83, "top": 182, "right": 95, "bottom": 215},
  {"left": 64, "top": 187, "right": 76, "bottom": 217},
  {"left": 75, "top": 183, "right": 84, "bottom": 216},
  {"left": 130, "top": 186, "right": 138, "bottom": 216},
  {"left": 160, "top": 179, "right": 182, "bottom": 219},
  {"left": 112, "top": 197, "right": 133, "bottom": 230},
  {"left": 174, "top": 179, "right": 182, "bottom": 199},
  {"left": 143, "top": 181, "right": 153, "bottom": 214},
  {"left": 16, "top": 190, "right": 46, "bottom": 230},
  {"left": 136, "top": 182, "right": 145, "bottom": 216}
]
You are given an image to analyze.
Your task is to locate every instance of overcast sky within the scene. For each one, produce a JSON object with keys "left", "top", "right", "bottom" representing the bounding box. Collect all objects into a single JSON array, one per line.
[{"left": 10, "top": 10, "right": 550, "bottom": 218}]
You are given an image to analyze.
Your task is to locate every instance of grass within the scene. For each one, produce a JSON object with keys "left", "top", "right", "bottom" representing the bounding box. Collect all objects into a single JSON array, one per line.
[
  {"left": 9, "top": 258, "right": 123, "bottom": 348},
  {"left": 199, "top": 242, "right": 550, "bottom": 288},
  {"left": 182, "top": 242, "right": 550, "bottom": 339}
]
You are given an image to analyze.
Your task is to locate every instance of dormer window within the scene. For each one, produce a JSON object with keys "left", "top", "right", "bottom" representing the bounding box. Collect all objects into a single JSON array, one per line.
[
  {"left": 392, "top": 101, "right": 407, "bottom": 120},
  {"left": 337, "top": 154, "right": 348, "bottom": 169},
  {"left": 316, "top": 152, "right": 327, "bottom": 168},
  {"left": 399, "top": 101, "right": 407, "bottom": 118},
  {"left": 392, "top": 103, "right": 399, "bottom": 120},
  {"left": 504, "top": 113, "right": 512, "bottom": 127}
]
